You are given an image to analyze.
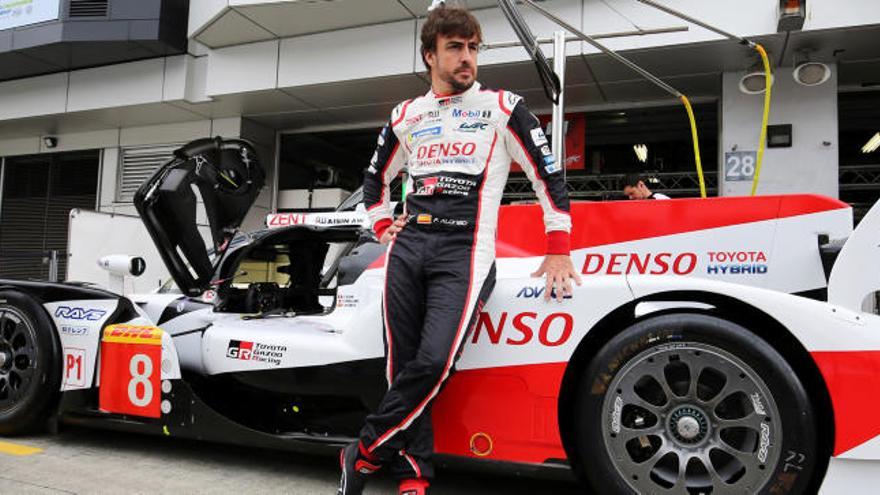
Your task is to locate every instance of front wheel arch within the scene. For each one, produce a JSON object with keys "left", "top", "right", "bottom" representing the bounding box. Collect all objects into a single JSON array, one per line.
[{"left": 557, "top": 291, "right": 833, "bottom": 493}]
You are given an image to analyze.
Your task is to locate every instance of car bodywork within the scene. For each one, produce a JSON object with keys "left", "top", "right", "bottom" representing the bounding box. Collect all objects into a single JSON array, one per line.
[{"left": 2, "top": 141, "right": 878, "bottom": 492}]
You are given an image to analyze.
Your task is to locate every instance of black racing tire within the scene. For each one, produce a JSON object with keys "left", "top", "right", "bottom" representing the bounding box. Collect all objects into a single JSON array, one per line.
[
  {"left": 0, "top": 290, "right": 62, "bottom": 435},
  {"left": 574, "top": 313, "right": 819, "bottom": 495}
]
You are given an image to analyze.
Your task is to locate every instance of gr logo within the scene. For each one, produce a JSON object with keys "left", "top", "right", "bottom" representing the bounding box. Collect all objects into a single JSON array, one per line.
[
  {"left": 54, "top": 306, "right": 107, "bottom": 321},
  {"left": 226, "top": 340, "right": 254, "bottom": 360}
]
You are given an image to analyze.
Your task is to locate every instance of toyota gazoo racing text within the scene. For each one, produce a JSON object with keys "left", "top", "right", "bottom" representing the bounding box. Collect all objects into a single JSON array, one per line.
[{"left": 0, "top": 137, "right": 878, "bottom": 494}]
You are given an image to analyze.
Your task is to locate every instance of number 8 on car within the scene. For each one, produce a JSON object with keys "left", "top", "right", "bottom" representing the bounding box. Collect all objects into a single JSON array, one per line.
[{"left": 98, "top": 324, "right": 163, "bottom": 418}]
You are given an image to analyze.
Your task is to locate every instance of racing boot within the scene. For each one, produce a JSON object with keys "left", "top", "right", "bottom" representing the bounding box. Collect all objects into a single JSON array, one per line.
[
  {"left": 398, "top": 478, "right": 430, "bottom": 495},
  {"left": 337, "top": 441, "right": 381, "bottom": 495}
]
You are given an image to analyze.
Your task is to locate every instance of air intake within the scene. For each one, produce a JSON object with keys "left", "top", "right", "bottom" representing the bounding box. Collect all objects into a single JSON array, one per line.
[{"left": 69, "top": 0, "right": 109, "bottom": 18}]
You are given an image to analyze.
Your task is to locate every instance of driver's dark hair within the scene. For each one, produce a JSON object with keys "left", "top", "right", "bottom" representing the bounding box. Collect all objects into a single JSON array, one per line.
[
  {"left": 420, "top": 6, "right": 482, "bottom": 72},
  {"left": 623, "top": 173, "right": 645, "bottom": 188}
]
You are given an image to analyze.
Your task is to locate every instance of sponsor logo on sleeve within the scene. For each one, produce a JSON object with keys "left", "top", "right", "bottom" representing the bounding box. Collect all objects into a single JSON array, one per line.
[
  {"left": 543, "top": 155, "right": 560, "bottom": 174},
  {"left": 506, "top": 92, "right": 521, "bottom": 108},
  {"left": 530, "top": 128, "right": 548, "bottom": 146},
  {"left": 540, "top": 145, "right": 552, "bottom": 156},
  {"left": 226, "top": 340, "right": 287, "bottom": 366}
]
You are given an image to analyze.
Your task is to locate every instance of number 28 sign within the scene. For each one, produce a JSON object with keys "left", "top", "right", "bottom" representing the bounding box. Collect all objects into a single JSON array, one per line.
[
  {"left": 724, "top": 151, "right": 758, "bottom": 182},
  {"left": 99, "top": 324, "right": 163, "bottom": 418}
]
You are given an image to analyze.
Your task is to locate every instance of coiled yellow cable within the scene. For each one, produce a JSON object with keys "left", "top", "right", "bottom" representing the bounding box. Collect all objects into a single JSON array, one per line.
[
  {"left": 680, "top": 95, "right": 706, "bottom": 198},
  {"left": 750, "top": 43, "right": 772, "bottom": 196}
]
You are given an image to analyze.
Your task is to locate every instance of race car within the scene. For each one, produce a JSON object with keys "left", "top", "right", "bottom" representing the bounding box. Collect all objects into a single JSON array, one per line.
[{"left": 0, "top": 137, "right": 876, "bottom": 494}]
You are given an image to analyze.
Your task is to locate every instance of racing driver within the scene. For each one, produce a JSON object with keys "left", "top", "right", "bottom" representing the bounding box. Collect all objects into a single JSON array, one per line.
[{"left": 339, "top": 5, "right": 581, "bottom": 495}]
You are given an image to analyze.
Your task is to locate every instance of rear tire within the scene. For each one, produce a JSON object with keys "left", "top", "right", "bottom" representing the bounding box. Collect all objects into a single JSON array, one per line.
[
  {"left": 0, "top": 290, "right": 62, "bottom": 435},
  {"left": 574, "top": 313, "right": 820, "bottom": 494}
]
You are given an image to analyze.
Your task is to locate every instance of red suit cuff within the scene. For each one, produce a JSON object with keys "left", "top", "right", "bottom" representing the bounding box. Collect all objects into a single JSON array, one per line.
[
  {"left": 373, "top": 218, "right": 393, "bottom": 239},
  {"left": 546, "top": 231, "right": 571, "bottom": 255}
]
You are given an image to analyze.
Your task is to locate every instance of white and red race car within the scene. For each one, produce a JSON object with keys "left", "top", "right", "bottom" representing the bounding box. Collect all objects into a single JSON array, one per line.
[{"left": 0, "top": 138, "right": 877, "bottom": 494}]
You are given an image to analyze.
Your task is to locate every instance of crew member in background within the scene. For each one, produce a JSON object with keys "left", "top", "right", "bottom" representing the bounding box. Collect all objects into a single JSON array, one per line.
[
  {"left": 338, "top": 5, "right": 581, "bottom": 495},
  {"left": 623, "top": 173, "right": 670, "bottom": 200}
]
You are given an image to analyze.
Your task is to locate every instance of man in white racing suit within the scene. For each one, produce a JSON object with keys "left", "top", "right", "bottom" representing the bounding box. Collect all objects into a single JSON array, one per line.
[{"left": 339, "top": 6, "right": 581, "bottom": 495}]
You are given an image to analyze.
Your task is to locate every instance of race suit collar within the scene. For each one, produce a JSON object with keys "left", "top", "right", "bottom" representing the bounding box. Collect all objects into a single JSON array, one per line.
[{"left": 427, "top": 81, "right": 482, "bottom": 99}]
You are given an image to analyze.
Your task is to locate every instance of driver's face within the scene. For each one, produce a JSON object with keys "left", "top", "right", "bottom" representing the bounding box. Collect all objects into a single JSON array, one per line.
[
  {"left": 624, "top": 182, "right": 650, "bottom": 200},
  {"left": 428, "top": 34, "right": 480, "bottom": 93}
]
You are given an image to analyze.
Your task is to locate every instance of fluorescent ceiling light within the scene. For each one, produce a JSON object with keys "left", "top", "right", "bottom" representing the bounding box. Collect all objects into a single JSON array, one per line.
[
  {"left": 863, "top": 132, "right": 880, "bottom": 154},
  {"left": 633, "top": 144, "right": 648, "bottom": 163}
]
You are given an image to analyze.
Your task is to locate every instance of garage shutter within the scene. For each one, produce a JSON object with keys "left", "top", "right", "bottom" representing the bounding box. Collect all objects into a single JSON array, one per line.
[
  {"left": 0, "top": 151, "right": 99, "bottom": 281},
  {"left": 116, "top": 144, "right": 180, "bottom": 202}
]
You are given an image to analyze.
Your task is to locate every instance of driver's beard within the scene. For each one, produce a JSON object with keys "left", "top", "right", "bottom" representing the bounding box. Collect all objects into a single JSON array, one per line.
[{"left": 443, "top": 70, "right": 475, "bottom": 93}]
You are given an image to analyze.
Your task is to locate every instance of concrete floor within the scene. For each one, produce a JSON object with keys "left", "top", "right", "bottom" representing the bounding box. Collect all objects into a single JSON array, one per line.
[{"left": 0, "top": 427, "right": 583, "bottom": 494}]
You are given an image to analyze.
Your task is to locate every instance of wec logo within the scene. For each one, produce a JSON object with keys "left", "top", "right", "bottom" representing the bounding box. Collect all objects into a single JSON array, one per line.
[
  {"left": 54, "top": 306, "right": 107, "bottom": 321},
  {"left": 458, "top": 122, "right": 488, "bottom": 132}
]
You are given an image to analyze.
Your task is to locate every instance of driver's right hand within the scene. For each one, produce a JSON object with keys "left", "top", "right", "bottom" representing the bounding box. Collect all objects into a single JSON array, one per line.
[{"left": 380, "top": 214, "right": 408, "bottom": 244}]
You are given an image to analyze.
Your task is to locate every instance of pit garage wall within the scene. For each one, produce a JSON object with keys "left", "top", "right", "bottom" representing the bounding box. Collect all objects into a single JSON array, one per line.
[
  {"left": 719, "top": 64, "right": 839, "bottom": 198},
  {"left": 0, "top": 116, "right": 275, "bottom": 243}
]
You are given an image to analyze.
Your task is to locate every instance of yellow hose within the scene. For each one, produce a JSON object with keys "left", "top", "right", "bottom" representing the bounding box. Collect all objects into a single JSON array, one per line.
[
  {"left": 750, "top": 43, "right": 772, "bottom": 196},
  {"left": 680, "top": 95, "right": 706, "bottom": 198}
]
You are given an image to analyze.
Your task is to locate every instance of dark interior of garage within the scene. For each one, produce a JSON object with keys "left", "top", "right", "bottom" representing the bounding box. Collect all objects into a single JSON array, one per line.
[{"left": 278, "top": 101, "right": 718, "bottom": 206}]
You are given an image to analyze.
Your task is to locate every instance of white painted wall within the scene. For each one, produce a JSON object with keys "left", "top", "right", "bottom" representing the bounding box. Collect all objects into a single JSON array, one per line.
[
  {"left": 719, "top": 64, "right": 839, "bottom": 197},
  {"left": 0, "top": 55, "right": 197, "bottom": 124}
]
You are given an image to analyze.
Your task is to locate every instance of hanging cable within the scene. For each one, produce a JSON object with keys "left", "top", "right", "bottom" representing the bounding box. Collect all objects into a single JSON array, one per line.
[
  {"left": 750, "top": 44, "right": 772, "bottom": 196},
  {"left": 680, "top": 95, "right": 706, "bottom": 198},
  {"left": 634, "top": 0, "right": 773, "bottom": 196},
  {"left": 513, "top": 0, "right": 706, "bottom": 197}
]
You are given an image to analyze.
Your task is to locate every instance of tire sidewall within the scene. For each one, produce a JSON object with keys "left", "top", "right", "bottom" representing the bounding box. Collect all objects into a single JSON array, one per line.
[
  {"left": 0, "top": 290, "right": 62, "bottom": 434},
  {"left": 576, "top": 312, "right": 818, "bottom": 495}
]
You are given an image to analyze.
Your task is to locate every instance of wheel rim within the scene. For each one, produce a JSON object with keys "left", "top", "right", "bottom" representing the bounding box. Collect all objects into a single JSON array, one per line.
[
  {"left": 0, "top": 307, "right": 38, "bottom": 411},
  {"left": 601, "top": 342, "right": 781, "bottom": 494}
]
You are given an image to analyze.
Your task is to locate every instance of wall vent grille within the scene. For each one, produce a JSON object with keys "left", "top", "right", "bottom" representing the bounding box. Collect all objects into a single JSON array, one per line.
[
  {"left": 117, "top": 144, "right": 180, "bottom": 202},
  {"left": 69, "top": 0, "right": 109, "bottom": 18}
]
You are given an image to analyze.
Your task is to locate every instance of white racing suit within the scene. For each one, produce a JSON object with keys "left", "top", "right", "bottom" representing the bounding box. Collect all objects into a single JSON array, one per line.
[{"left": 361, "top": 81, "right": 572, "bottom": 479}]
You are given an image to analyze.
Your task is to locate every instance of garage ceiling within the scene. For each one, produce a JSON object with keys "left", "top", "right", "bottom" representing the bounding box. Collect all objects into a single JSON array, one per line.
[{"left": 194, "top": 0, "right": 499, "bottom": 48}]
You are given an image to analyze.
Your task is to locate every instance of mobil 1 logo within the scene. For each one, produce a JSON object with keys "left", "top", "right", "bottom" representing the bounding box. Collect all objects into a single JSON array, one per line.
[{"left": 724, "top": 151, "right": 757, "bottom": 181}]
